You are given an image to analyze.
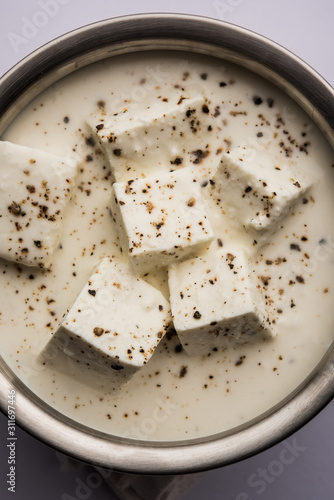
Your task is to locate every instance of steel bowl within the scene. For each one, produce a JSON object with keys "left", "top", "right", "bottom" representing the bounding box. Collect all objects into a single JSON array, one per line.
[{"left": 0, "top": 13, "right": 333, "bottom": 474}]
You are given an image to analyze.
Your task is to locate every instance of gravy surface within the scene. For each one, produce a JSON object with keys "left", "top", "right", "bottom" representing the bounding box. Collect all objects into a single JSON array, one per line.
[{"left": 1, "top": 52, "right": 333, "bottom": 441}]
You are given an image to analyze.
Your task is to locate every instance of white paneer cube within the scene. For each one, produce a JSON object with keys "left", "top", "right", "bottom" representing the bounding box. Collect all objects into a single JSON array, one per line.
[
  {"left": 168, "top": 244, "right": 272, "bottom": 356},
  {"left": 210, "top": 146, "right": 313, "bottom": 245},
  {"left": 0, "top": 141, "right": 78, "bottom": 268},
  {"left": 86, "top": 93, "right": 217, "bottom": 182},
  {"left": 112, "top": 168, "right": 214, "bottom": 274},
  {"left": 51, "top": 258, "right": 171, "bottom": 385}
]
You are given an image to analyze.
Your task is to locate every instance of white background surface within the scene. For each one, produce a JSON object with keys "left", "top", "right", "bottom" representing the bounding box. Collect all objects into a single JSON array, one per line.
[{"left": 0, "top": 1, "right": 333, "bottom": 499}]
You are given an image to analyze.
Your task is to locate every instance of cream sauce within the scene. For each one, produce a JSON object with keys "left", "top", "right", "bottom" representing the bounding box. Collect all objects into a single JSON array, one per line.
[{"left": 1, "top": 51, "right": 334, "bottom": 441}]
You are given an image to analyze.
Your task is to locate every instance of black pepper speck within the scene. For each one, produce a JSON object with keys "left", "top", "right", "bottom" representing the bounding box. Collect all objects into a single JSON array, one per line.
[{"left": 253, "top": 96, "right": 263, "bottom": 105}]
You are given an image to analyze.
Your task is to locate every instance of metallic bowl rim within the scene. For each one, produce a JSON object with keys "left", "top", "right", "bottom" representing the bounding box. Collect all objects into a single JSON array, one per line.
[{"left": 0, "top": 13, "right": 333, "bottom": 474}]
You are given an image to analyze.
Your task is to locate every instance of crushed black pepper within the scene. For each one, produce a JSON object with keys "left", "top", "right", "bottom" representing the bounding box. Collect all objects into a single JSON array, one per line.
[
  {"left": 93, "top": 327, "right": 104, "bottom": 336},
  {"left": 170, "top": 157, "right": 183, "bottom": 166},
  {"left": 192, "top": 149, "right": 210, "bottom": 164},
  {"left": 253, "top": 96, "right": 263, "bottom": 105},
  {"left": 290, "top": 243, "right": 301, "bottom": 252},
  {"left": 8, "top": 202, "right": 25, "bottom": 216}
]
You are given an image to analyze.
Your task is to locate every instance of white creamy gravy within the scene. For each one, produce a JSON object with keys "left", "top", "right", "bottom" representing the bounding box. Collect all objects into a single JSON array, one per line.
[{"left": 1, "top": 51, "right": 334, "bottom": 441}]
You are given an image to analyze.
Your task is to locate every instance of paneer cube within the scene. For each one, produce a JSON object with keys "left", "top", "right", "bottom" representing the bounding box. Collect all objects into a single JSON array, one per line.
[
  {"left": 0, "top": 141, "right": 78, "bottom": 268},
  {"left": 168, "top": 244, "right": 272, "bottom": 356},
  {"left": 51, "top": 258, "right": 172, "bottom": 385},
  {"left": 111, "top": 168, "right": 214, "bottom": 274},
  {"left": 209, "top": 146, "right": 313, "bottom": 244},
  {"left": 86, "top": 93, "right": 217, "bottom": 182}
]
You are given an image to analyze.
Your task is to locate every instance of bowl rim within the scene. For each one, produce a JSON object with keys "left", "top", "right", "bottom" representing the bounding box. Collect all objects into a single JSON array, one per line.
[{"left": 0, "top": 12, "right": 333, "bottom": 474}]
